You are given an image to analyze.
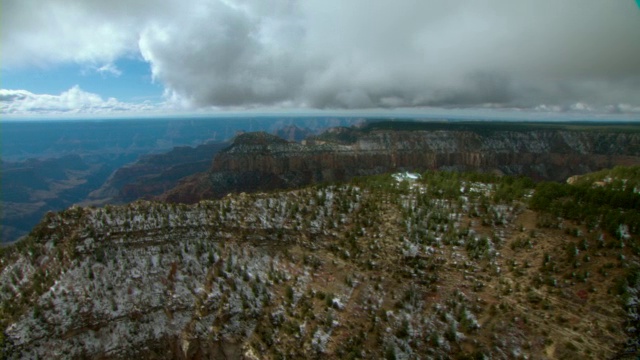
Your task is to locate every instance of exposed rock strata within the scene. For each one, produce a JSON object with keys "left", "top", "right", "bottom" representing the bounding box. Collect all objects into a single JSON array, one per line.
[
  {"left": 85, "top": 142, "right": 229, "bottom": 206},
  {"left": 161, "top": 124, "right": 640, "bottom": 203}
]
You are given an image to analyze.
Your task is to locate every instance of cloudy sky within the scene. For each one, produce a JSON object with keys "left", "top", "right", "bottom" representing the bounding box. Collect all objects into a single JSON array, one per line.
[{"left": 2, "top": 0, "right": 640, "bottom": 117}]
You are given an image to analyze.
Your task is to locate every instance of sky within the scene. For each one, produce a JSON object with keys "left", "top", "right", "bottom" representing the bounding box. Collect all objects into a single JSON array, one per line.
[{"left": 2, "top": 0, "right": 640, "bottom": 118}]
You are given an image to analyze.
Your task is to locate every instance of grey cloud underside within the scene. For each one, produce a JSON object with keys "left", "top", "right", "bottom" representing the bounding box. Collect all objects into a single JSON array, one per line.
[
  {"left": 140, "top": 4, "right": 305, "bottom": 107},
  {"left": 140, "top": 0, "right": 640, "bottom": 109},
  {"left": 0, "top": 93, "right": 27, "bottom": 102},
  {"left": 4, "top": 0, "right": 640, "bottom": 110}
]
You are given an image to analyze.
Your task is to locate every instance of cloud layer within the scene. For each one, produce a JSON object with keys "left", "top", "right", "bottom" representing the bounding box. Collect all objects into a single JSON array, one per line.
[
  {"left": 3, "top": 0, "right": 640, "bottom": 112},
  {"left": 0, "top": 86, "right": 158, "bottom": 115}
]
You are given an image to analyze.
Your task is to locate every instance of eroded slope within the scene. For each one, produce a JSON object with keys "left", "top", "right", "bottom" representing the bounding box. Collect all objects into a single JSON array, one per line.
[{"left": 0, "top": 171, "right": 638, "bottom": 359}]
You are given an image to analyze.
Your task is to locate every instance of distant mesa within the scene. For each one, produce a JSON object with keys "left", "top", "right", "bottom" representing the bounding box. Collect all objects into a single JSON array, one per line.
[
  {"left": 273, "top": 125, "right": 315, "bottom": 142},
  {"left": 159, "top": 120, "right": 640, "bottom": 204},
  {"left": 232, "top": 131, "right": 290, "bottom": 146}
]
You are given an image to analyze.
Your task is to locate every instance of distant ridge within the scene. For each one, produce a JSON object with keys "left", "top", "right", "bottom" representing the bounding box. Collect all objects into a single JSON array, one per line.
[{"left": 160, "top": 121, "right": 640, "bottom": 203}]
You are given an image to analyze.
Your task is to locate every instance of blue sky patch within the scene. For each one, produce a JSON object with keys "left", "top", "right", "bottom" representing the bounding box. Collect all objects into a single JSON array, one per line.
[{"left": 1, "top": 58, "right": 162, "bottom": 102}]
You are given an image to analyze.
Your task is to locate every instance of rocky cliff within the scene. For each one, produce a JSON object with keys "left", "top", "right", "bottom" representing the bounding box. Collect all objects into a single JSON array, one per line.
[
  {"left": 1, "top": 171, "right": 638, "bottom": 359},
  {"left": 84, "top": 142, "right": 229, "bottom": 206},
  {"left": 161, "top": 121, "right": 640, "bottom": 203}
]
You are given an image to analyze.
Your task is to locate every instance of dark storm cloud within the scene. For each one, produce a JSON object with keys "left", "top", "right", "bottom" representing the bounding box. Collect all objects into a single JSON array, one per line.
[{"left": 3, "top": 0, "right": 640, "bottom": 112}]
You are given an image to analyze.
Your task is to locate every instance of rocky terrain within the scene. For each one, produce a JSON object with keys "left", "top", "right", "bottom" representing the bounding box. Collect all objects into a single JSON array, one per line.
[
  {"left": 84, "top": 141, "right": 229, "bottom": 206},
  {"left": 0, "top": 141, "right": 231, "bottom": 244},
  {"left": 0, "top": 154, "right": 131, "bottom": 242},
  {"left": 0, "top": 168, "right": 638, "bottom": 359},
  {"left": 160, "top": 121, "right": 640, "bottom": 204},
  {"left": 1, "top": 117, "right": 349, "bottom": 243}
]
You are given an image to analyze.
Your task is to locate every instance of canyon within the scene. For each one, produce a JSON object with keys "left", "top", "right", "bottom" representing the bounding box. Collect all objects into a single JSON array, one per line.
[
  {"left": 1, "top": 118, "right": 354, "bottom": 243},
  {"left": 2, "top": 120, "right": 639, "bottom": 358},
  {"left": 161, "top": 121, "right": 640, "bottom": 203}
]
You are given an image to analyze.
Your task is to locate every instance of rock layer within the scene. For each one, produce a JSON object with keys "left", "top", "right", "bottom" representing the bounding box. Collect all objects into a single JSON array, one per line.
[
  {"left": 161, "top": 122, "right": 640, "bottom": 203},
  {"left": 85, "top": 142, "right": 229, "bottom": 206}
]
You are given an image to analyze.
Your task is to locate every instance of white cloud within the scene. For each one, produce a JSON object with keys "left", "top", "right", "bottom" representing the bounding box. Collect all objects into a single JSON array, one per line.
[
  {"left": 0, "top": 86, "right": 162, "bottom": 116},
  {"left": 3, "top": 0, "right": 640, "bottom": 113},
  {"left": 96, "top": 63, "right": 122, "bottom": 77}
]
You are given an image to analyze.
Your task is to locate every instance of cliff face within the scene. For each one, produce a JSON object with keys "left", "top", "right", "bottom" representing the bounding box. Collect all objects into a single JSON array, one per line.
[
  {"left": 161, "top": 123, "right": 640, "bottom": 203},
  {"left": 85, "top": 142, "right": 229, "bottom": 206}
]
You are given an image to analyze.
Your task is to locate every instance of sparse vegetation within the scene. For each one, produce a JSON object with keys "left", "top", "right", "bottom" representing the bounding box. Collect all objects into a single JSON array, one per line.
[{"left": 0, "top": 168, "right": 637, "bottom": 359}]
